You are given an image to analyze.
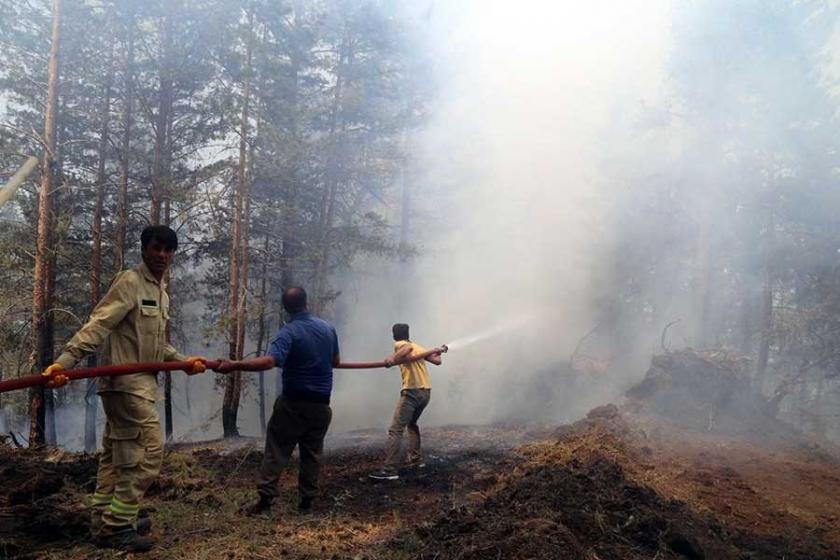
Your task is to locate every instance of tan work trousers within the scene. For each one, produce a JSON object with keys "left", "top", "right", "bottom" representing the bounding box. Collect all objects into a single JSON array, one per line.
[
  {"left": 87, "top": 392, "right": 163, "bottom": 534},
  {"left": 384, "top": 388, "right": 431, "bottom": 473}
]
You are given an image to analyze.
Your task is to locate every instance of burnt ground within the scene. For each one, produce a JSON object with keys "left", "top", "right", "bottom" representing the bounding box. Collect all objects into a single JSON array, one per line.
[
  {"left": 422, "top": 406, "right": 840, "bottom": 560},
  {"left": 0, "top": 425, "right": 544, "bottom": 560},
  {"left": 2, "top": 351, "right": 840, "bottom": 559}
]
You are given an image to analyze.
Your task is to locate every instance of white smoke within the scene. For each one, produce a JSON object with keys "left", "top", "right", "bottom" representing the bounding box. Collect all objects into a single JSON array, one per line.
[{"left": 333, "top": 0, "right": 672, "bottom": 430}]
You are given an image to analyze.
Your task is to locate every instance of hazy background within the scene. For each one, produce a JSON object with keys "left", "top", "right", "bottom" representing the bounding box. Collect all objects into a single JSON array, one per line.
[
  {"left": 4, "top": 0, "right": 840, "bottom": 449},
  {"left": 331, "top": 0, "right": 673, "bottom": 431}
]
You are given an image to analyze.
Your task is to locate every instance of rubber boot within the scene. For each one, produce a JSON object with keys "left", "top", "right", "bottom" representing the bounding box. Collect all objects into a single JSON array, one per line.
[
  {"left": 136, "top": 517, "right": 152, "bottom": 536},
  {"left": 95, "top": 528, "right": 155, "bottom": 553},
  {"left": 298, "top": 496, "right": 313, "bottom": 513},
  {"left": 242, "top": 495, "right": 273, "bottom": 516}
]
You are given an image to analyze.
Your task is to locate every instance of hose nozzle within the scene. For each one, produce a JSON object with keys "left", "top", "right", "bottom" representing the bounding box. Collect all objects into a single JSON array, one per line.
[{"left": 440, "top": 344, "right": 449, "bottom": 353}]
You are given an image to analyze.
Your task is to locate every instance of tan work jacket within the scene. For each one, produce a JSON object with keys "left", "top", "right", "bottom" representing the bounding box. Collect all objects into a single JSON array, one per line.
[{"left": 55, "top": 262, "right": 185, "bottom": 402}]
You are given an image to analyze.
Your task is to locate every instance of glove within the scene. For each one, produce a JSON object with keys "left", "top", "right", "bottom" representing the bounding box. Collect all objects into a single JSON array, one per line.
[
  {"left": 184, "top": 356, "right": 207, "bottom": 375},
  {"left": 42, "top": 363, "right": 69, "bottom": 389}
]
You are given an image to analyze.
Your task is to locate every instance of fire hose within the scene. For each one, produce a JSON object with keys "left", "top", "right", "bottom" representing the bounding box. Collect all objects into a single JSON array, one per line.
[{"left": 0, "top": 346, "right": 448, "bottom": 394}]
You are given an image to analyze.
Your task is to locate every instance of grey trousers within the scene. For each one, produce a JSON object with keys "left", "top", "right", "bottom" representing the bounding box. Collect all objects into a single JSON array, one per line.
[
  {"left": 384, "top": 388, "right": 431, "bottom": 471},
  {"left": 258, "top": 396, "right": 332, "bottom": 500}
]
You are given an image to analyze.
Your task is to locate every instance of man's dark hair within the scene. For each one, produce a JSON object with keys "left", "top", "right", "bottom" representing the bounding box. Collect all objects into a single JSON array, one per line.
[
  {"left": 282, "top": 287, "right": 308, "bottom": 314},
  {"left": 140, "top": 225, "right": 178, "bottom": 251},
  {"left": 392, "top": 323, "right": 410, "bottom": 341}
]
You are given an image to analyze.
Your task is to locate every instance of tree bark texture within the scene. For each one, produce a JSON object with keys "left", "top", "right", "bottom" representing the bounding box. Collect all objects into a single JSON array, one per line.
[
  {"left": 314, "top": 31, "right": 351, "bottom": 313},
  {"left": 222, "top": 14, "right": 253, "bottom": 438},
  {"left": 29, "top": 0, "right": 62, "bottom": 447},
  {"left": 84, "top": 48, "right": 114, "bottom": 454},
  {"left": 115, "top": 18, "right": 134, "bottom": 273}
]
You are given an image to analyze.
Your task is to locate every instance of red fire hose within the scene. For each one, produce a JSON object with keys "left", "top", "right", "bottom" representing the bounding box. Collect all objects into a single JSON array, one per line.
[
  {"left": 0, "top": 346, "right": 448, "bottom": 394},
  {"left": 332, "top": 346, "right": 447, "bottom": 369}
]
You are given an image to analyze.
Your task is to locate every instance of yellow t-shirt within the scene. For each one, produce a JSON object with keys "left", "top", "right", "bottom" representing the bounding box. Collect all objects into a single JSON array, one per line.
[{"left": 395, "top": 340, "right": 431, "bottom": 390}]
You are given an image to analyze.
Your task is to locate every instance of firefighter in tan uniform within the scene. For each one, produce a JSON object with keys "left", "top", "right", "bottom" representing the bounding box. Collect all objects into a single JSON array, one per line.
[{"left": 43, "top": 225, "right": 206, "bottom": 553}]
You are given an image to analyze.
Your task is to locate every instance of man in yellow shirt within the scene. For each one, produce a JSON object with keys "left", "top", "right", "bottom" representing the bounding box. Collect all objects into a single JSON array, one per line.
[
  {"left": 369, "top": 323, "right": 443, "bottom": 480},
  {"left": 44, "top": 225, "right": 206, "bottom": 552}
]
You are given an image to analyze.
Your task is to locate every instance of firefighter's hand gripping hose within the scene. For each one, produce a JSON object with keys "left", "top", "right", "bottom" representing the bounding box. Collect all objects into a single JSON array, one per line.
[
  {"left": 0, "top": 347, "right": 449, "bottom": 394},
  {"left": 41, "top": 363, "right": 69, "bottom": 389},
  {"left": 184, "top": 356, "right": 208, "bottom": 375}
]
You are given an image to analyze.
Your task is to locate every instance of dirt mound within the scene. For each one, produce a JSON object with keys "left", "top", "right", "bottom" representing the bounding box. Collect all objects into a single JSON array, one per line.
[
  {"left": 417, "top": 404, "right": 840, "bottom": 559},
  {"left": 626, "top": 350, "right": 782, "bottom": 436},
  {"left": 0, "top": 449, "right": 97, "bottom": 558},
  {"left": 421, "top": 455, "right": 719, "bottom": 559}
]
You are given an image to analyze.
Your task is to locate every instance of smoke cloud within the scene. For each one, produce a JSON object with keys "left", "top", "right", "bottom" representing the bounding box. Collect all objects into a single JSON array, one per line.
[{"left": 332, "top": 1, "right": 673, "bottom": 430}]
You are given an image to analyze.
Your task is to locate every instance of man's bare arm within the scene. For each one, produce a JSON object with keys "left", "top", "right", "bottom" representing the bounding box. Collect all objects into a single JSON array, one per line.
[
  {"left": 384, "top": 344, "right": 413, "bottom": 367},
  {"left": 214, "top": 356, "right": 275, "bottom": 373},
  {"left": 425, "top": 353, "right": 443, "bottom": 366}
]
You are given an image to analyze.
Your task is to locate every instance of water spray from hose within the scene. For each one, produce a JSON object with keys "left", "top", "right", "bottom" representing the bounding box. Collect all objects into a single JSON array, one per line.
[{"left": 444, "top": 314, "right": 534, "bottom": 351}]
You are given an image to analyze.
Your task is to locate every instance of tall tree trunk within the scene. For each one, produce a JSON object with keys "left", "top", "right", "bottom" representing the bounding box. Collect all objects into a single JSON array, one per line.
[
  {"left": 755, "top": 211, "right": 775, "bottom": 389},
  {"left": 84, "top": 49, "right": 114, "bottom": 454},
  {"left": 738, "top": 288, "right": 754, "bottom": 355},
  {"left": 314, "top": 31, "right": 351, "bottom": 312},
  {"left": 45, "top": 92, "right": 74, "bottom": 446},
  {"left": 151, "top": 10, "right": 175, "bottom": 440},
  {"left": 150, "top": 11, "right": 173, "bottom": 225},
  {"left": 279, "top": 0, "right": 304, "bottom": 292},
  {"left": 44, "top": 210, "right": 57, "bottom": 445},
  {"left": 29, "top": 0, "right": 62, "bottom": 447},
  {"left": 222, "top": 174, "right": 243, "bottom": 437},
  {"left": 256, "top": 234, "right": 270, "bottom": 436},
  {"left": 797, "top": 371, "right": 808, "bottom": 428},
  {"left": 814, "top": 372, "right": 825, "bottom": 437},
  {"left": 755, "top": 267, "right": 773, "bottom": 386},
  {"left": 163, "top": 197, "right": 173, "bottom": 441},
  {"left": 222, "top": 13, "right": 253, "bottom": 438},
  {"left": 694, "top": 218, "right": 713, "bottom": 347},
  {"left": 115, "top": 18, "right": 135, "bottom": 272},
  {"left": 163, "top": 200, "right": 173, "bottom": 441}
]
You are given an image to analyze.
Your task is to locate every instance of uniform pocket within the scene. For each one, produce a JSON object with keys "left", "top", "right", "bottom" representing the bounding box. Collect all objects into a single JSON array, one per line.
[
  {"left": 139, "top": 306, "right": 160, "bottom": 334},
  {"left": 109, "top": 426, "right": 143, "bottom": 468}
]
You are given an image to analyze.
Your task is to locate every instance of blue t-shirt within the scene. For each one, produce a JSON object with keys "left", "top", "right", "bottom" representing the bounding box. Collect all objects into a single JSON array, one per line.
[{"left": 268, "top": 312, "right": 339, "bottom": 402}]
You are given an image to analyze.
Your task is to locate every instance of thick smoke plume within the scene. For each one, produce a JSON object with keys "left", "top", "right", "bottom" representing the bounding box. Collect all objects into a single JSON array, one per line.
[{"left": 333, "top": 1, "right": 673, "bottom": 430}]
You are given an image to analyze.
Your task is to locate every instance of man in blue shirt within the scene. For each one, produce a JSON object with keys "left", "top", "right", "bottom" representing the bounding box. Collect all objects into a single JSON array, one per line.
[{"left": 216, "top": 286, "right": 339, "bottom": 515}]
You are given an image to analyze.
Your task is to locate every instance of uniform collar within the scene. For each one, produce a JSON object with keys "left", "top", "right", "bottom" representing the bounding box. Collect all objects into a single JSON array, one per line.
[
  {"left": 290, "top": 311, "right": 311, "bottom": 322},
  {"left": 137, "top": 261, "right": 164, "bottom": 287}
]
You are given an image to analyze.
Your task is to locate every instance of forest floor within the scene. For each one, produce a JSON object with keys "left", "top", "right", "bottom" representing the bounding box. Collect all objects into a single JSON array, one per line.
[{"left": 2, "top": 350, "right": 840, "bottom": 560}]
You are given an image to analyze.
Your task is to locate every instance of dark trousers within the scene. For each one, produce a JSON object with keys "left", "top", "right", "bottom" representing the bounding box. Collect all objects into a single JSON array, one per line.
[
  {"left": 258, "top": 396, "right": 332, "bottom": 500},
  {"left": 384, "top": 388, "right": 431, "bottom": 471}
]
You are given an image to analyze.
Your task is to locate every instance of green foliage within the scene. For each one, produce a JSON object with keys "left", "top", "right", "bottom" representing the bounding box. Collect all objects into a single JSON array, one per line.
[{"left": 0, "top": 0, "right": 430, "bottom": 435}]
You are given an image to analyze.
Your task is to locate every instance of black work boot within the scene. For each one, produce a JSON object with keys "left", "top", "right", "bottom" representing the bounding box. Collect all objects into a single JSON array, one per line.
[
  {"left": 95, "top": 528, "right": 155, "bottom": 553},
  {"left": 136, "top": 517, "right": 152, "bottom": 536},
  {"left": 298, "top": 496, "right": 313, "bottom": 513},
  {"left": 241, "top": 495, "right": 273, "bottom": 516}
]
